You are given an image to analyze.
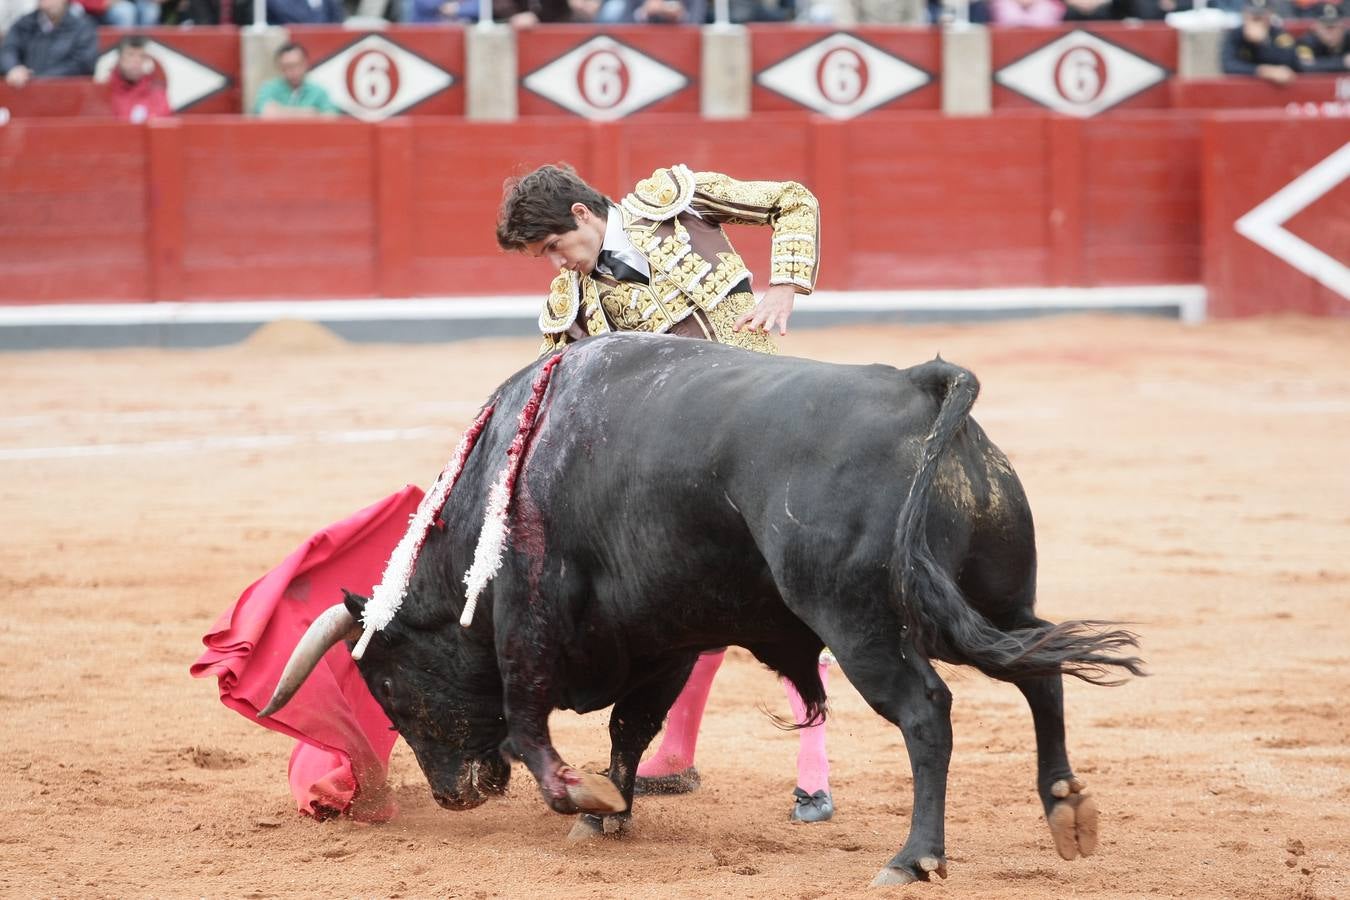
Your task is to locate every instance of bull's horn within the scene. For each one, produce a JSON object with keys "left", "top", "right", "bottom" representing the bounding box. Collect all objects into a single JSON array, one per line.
[{"left": 257, "top": 604, "right": 361, "bottom": 719}]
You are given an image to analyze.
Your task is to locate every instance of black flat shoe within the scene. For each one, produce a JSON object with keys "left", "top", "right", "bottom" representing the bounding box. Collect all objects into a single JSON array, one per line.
[
  {"left": 632, "top": 766, "right": 701, "bottom": 796},
  {"left": 790, "top": 787, "right": 834, "bottom": 823}
]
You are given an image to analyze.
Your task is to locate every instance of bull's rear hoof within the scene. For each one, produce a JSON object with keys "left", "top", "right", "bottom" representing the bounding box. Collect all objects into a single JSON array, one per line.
[
  {"left": 870, "top": 867, "right": 920, "bottom": 887},
  {"left": 567, "top": 813, "right": 629, "bottom": 843},
  {"left": 1047, "top": 781, "right": 1099, "bottom": 860},
  {"left": 563, "top": 772, "right": 626, "bottom": 815},
  {"left": 870, "top": 856, "right": 947, "bottom": 887},
  {"left": 567, "top": 814, "right": 604, "bottom": 843}
]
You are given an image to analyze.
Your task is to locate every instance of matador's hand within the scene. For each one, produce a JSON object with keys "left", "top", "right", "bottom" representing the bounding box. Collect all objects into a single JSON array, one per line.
[{"left": 734, "top": 284, "right": 797, "bottom": 336}]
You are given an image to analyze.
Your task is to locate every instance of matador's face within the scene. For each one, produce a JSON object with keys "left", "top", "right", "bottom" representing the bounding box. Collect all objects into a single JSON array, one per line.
[{"left": 525, "top": 203, "right": 606, "bottom": 276}]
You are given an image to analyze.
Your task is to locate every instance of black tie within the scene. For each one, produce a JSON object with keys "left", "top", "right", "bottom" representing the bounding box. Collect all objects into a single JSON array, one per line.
[{"left": 598, "top": 249, "right": 649, "bottom": 285}]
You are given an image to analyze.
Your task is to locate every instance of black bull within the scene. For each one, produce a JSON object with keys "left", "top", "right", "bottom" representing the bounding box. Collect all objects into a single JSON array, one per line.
[{"left": 263, "top": 333, "right": 1143, "bottom": 886}]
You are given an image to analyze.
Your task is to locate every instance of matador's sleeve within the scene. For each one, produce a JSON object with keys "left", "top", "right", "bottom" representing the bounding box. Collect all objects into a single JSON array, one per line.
[
  {"left": 689, "top": 170, "right": 820, "bottom": 294},
  {"left": 536, "top": 268, "right": 610, "bottom": 355},
  {"left": 537, "top": 269, "right": 579, "bottom": 357}
]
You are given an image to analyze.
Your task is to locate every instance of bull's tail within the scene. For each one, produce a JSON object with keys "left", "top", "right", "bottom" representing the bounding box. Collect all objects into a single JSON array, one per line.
[{"left": 893, "top": 360, "right": 1144, "bottom": 685}]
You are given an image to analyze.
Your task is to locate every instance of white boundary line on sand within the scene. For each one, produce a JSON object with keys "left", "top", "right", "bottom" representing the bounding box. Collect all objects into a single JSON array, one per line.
[
  {"left": 0, "top": 426, "right": 445, "bottom": 462},
  {"left": 0, "top": 285, "right": 1209, "bottom": 327}
]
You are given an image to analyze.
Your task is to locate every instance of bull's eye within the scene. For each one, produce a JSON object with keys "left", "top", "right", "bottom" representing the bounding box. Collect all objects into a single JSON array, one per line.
[{"left": 381, "top": 678, "right": 394, "bottom": 697}]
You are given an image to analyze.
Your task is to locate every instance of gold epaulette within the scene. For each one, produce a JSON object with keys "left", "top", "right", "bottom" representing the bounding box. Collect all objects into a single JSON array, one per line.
[
  {"left": 622, "top": 164, "right": 696, "bottom": 222},
  {"left": 539, "top": 270, "right": 579, "bottom": 335}
]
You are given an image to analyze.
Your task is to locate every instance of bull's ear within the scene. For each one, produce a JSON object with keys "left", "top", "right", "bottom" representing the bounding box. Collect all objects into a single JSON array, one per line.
[{"left": 342, "top": 589, "right": 369, "bottom": 620}]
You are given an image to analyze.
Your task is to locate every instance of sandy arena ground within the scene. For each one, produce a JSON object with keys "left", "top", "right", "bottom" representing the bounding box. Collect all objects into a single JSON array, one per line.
[{"left": 1, "top": 315, "right": 1347, "bottom": 899}]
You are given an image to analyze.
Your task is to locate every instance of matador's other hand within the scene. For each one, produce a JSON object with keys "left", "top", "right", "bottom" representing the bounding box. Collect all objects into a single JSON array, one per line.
[{"left": 734, "top": 284, "right": 797, "bottom": 336}]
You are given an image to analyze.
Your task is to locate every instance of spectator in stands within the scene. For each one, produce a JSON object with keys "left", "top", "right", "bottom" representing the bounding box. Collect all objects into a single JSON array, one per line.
[
  {"left": 414, "top": 0, "right": 594, "bottom": 24},
  {"left": 929, "top": 0, "right": 992, "bottom": 24},
  {"left": 990, "top": 0, "right": 1064, "bottom": 25},
  {"left": 178, "top": 0, "right": 251, "bottom": 24},
  {"left": 108, "top": 34, "right": 170, "bottom": 122},
  {"left": 596, "top": 0, "right": 704, "bottom": 23},
  {"left": 0, "top": 0, "right": 95, "bottom": 88},
  {"left": 254, "top": 42, "right": 339, "bottom": 118},
  {"left": 267, "top": 0, "right": 343, "bottom": 23},
  {"left": 1, "top": 0, "right": 37, "bottom": 35},
  {"left": 77, "top": 0, "right": 159, "bottom": 26},
  {"left": 1287, "top": 0, "right": 1326, "bottom": 17},
  {"left": 713, "top": 0, "right": 800, "bottom": 19},
  {"left": 1129, "top": 0, "right": 1193, "bottom": 19},
  {"left": 1295, "top": 3, "right": 1349, "bottom": 70},
  {"left": 407, "top": 0, "right": 474, "bottom": 21},
  {"left": 1061, "top": 0, "right": 1126, "bottom": 20},
  {"left": 1222, "top": 0, "right": 1300, "bottom": 83}
]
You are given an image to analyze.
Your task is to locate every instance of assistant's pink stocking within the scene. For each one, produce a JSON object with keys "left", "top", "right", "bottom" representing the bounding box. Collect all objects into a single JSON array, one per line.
[
  {"left": 784, "top": 660, "right": 831, "bottom": 795},
  {"left": 636, "top": 650, "right": 725, "bottom": 777}
]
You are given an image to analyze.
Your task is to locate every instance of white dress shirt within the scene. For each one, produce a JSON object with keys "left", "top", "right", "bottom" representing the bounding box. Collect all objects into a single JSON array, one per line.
[{"left": 597, "top": 205, "right": 652, "bottom": 281}]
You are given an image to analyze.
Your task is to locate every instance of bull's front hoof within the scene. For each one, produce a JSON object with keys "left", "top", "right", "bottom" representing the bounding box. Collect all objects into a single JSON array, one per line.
[
  {"left": 870, "top": 857, "right": 947, "bottom": 887},
  {"left": 562, "top": 770, "right": 626, "bottom": 815},
  {"left": 1046, "top": 778, "right": 1098, "bottom": 860},
  {"left": 567, "top": 813, "right": 630, "bottom": 843}
]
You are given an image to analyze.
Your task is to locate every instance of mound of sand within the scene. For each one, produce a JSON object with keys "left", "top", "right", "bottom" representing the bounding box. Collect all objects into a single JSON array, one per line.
[{"left": 239, "top": 319, "right": 347, "bottom": 353}]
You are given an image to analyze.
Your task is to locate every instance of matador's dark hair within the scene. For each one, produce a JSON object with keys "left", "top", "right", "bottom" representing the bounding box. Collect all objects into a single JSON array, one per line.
[{"left": 496, "top": 164, "right": 611, "bottom": 252}]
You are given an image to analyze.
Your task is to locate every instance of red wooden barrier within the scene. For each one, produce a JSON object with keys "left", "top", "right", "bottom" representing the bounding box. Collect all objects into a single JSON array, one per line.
[
  {"left": 173, "top": 117, "right": 378, "bottom": 299},
  {"left": 0, "top": 111, "right": 1218, "bottom": 304},
  {"left": 398, "top": 117, "right": 597, "bottom": 295},
  {"left": 1077, "top": 113, "right": 1203, "bottom": 285},
  {"left": 841, "top": 112, "right": 1048, "bottom": 287},
  {"left": 0, "top": 80, "right": 112, "bottom": 117},
  {"left": 1202, "top": 113, "right": 1349, "bottom": 318},
  {"left": 1171, "top": 76, "right": 1350, "bottom": 110},
  {"left": 0, "top": 121, "right": 150, "bottom": 303}
]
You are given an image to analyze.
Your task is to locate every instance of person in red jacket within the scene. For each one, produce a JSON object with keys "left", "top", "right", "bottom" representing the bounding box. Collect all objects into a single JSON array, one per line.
[{"left": 107, "top": 35, "right": 171, "bottom": 123}]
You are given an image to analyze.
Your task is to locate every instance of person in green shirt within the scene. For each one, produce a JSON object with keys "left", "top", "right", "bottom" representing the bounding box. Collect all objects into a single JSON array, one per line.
[{"left": 253, "top": 42, "right": 339, "bottom": 118}]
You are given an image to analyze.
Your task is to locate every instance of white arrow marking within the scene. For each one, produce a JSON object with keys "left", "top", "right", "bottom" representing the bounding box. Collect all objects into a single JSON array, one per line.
[{"left": 1234, "top": 142, "right": 1350, "bottom": 302}]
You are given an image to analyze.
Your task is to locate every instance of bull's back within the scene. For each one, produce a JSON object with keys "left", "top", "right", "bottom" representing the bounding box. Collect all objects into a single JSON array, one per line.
[
  {"left": 533, "top": 335, "right": 970, "bottom": 559},
  {"left": 506, "top": 334, "right": 1036, "bottom": 637},
  {"left": 550, "top": 333, "right": 942, "bottom": 457}
]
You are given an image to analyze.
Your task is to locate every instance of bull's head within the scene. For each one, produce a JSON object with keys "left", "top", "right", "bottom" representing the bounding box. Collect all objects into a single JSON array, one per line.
[{"left": 260, "top": 590, "right": 510, "bottom": 811}]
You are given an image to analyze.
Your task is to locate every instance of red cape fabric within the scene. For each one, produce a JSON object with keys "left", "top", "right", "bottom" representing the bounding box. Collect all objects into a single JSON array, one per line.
[{"left": 191, "top": 486, "right": 423, "bottom": 821}]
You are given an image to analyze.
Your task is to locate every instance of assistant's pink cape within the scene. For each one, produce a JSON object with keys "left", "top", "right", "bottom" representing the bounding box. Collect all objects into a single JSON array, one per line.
[{"left": 191, "top": 486, "right": 423, "bottom": 822}]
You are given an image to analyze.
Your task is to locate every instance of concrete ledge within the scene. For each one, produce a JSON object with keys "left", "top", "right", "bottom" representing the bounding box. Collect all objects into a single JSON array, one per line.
[{"left": 0, "top": 286, "right": 1207, "bottom": 350}]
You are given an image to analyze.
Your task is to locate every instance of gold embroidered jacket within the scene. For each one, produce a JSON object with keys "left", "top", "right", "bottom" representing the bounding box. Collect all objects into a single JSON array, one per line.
[{"left": 538, "top": 164, "right": 819, "bottom": 355}]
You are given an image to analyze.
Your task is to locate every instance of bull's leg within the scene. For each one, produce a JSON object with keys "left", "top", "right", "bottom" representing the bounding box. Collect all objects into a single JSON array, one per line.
[
  {"left": 499, "top": 654, "right": 626, "bottom": 818},
  {"left": 1015, "top": 671, "right": 1098, "bottom": 861},
  {"left": 988, "top": 604, "right": 1099, "bottom": 862},
  {"left": 826, "top": 631, "right": 954, "bottom": 886},
  {"left": 569, "top": 661, "right": 695, "bottom": 842}
]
